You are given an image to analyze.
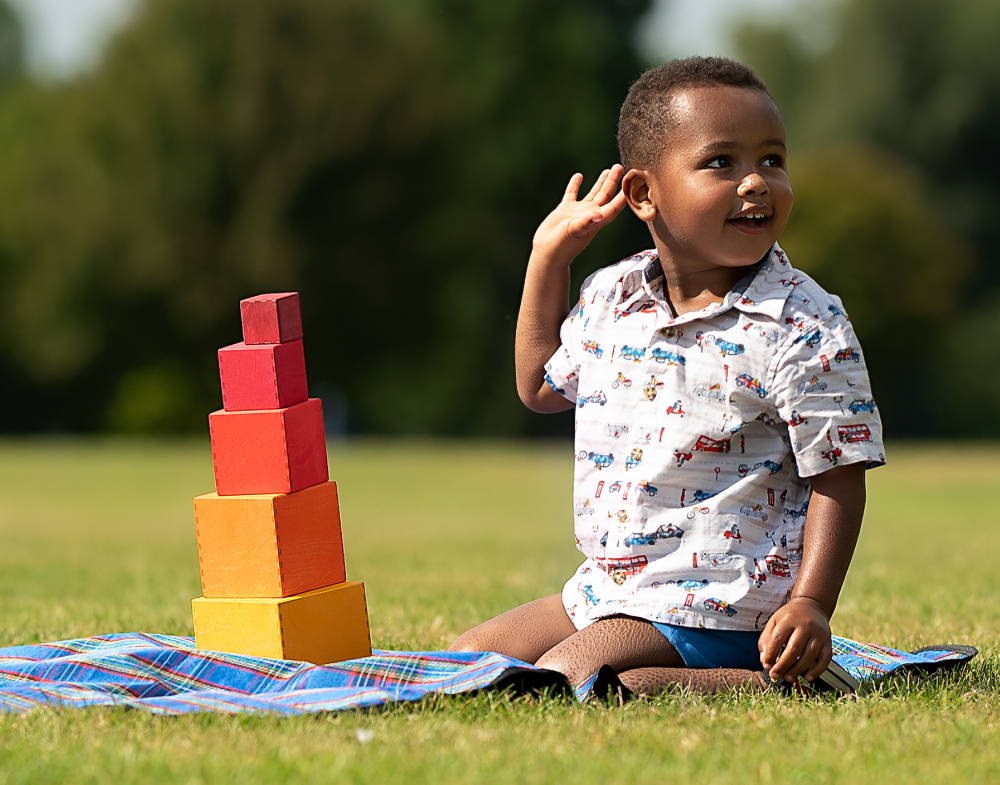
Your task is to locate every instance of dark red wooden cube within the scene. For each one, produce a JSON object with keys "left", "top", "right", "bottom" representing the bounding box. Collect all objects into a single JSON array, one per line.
[
  {"left": 240, "top": 292, "right": 303, "bottom": 345},
  {"left": 218, "top": 339, "right": 308, "bottom": 411}
]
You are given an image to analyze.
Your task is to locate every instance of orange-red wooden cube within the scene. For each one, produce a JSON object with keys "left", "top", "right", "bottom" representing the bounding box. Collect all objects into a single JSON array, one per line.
[{"left": 209, "top": 397, "right": 328, "bottom": 495}]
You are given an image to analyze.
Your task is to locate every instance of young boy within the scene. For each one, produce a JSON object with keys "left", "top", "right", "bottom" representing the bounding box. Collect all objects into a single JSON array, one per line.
[{"left": 450, "top": 57, "right": 885, "bottom": 692}]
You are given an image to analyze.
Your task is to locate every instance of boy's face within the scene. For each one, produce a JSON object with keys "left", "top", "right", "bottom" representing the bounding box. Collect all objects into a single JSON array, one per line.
[{"left": 625, "top": 86, "right": 793, "bottom": 270}]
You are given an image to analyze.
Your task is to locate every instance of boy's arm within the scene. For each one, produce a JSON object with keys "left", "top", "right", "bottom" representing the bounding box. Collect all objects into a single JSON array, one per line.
[
  {"left": 515, "top": 166, "right": 627, "bottom": 412},
  {"left": 759, "top": 463, "right": 867, "bottom": 683}
]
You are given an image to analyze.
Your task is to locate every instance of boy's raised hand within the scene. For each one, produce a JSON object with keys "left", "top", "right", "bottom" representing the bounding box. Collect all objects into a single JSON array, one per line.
[
  {"left": 531, "top": 164, "right": 628, "bottom": 268},
  {"left": 758, "top": 596, "right": 833, "bottom": 685}
]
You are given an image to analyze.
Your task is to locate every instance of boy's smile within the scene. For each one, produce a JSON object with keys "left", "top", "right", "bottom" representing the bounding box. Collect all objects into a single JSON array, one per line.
[{"left": 624, "top": 85, "right": 793, "bottom": 279}]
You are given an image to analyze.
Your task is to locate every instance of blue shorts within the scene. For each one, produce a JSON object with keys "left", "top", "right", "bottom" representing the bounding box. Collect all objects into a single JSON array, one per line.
[{"left": 652, "top": 622, "right": 762, "bottom": 669}]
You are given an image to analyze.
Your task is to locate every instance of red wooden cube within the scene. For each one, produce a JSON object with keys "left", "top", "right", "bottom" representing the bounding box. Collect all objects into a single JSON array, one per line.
[
  {"left": 218, "top": 339, "right": 308, "bottom": 411},
  {"left": 240, "top": 292, "right": 303, "bottom": 345},
  {"left": 209, "top": 398, "right": 328, "bottom": 495}
]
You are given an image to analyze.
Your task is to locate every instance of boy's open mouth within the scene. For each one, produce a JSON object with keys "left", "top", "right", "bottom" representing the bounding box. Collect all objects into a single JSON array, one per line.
[{"left": 727, "top": 210, "right": 771, "bottom": 234}]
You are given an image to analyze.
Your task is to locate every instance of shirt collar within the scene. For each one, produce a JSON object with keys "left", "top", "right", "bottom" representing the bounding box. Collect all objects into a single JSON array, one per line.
[{"left": 617, "top": 244, "right": 795, "bottom": 325}]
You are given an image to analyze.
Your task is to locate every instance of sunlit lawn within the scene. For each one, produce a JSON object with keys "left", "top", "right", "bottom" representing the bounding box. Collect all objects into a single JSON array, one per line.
[{"left": 0, "top": 439, "right": 996, "bottom": 785}]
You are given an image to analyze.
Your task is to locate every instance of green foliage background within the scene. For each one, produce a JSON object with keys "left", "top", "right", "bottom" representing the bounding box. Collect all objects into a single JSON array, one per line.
[{"left": 0, "top": 0, "right": 995, "bottom": 437}]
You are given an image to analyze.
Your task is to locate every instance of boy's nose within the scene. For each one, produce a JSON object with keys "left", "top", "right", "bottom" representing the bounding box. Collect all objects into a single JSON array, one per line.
[{"left": 737, "top": 173, "right": 769, "bottom": 196}]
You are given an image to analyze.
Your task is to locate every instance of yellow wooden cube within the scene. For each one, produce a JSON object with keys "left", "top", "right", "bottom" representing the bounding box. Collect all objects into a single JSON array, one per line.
[{"left": 191, "top": 581, "right": 371, "bottom": 664}]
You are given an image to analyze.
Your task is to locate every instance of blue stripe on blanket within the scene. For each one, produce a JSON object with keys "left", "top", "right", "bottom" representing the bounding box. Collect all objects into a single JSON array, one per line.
[{"left": 0, "top": 633, "right": 974, "bottom": 715}]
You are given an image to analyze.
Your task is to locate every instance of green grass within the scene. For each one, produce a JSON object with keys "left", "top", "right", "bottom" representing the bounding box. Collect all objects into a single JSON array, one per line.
[{"left": 0, "top": 438, "right": 996, "bottom": 784}]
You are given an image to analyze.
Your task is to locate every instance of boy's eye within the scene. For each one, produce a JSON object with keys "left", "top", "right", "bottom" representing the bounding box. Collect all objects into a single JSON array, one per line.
[
  {"left": 704, "top": 156, "right": 731, "bottom": 169},
  {"left": 761, "top": 154, "right": 785, "bottom": 168}
]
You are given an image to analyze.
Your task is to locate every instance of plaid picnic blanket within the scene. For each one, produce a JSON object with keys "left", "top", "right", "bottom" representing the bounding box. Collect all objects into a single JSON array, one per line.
[{"left": 0, "top": 633, "right": 976, "bottom": 715}]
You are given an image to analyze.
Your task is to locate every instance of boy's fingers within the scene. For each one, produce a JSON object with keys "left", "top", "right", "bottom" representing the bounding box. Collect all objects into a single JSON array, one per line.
[
  {"left": 784, "top": 637, "right": 821, "bottom": 683},
  {"left": 582, "top": 169, "right": 609, "bottom": 202},
  {"left": 595, "top": 164, "right": 624, "bottom": 203},
  {"left": 759, "top": 622, "right": 788, "bottom": 668},
  {"left": 563, "top": 173, "right": 584, "bottom": 202},
  {"left": 769, "top": 629, "right": 806, "bottom": 681},
  {"left": 804, "top": 642, "right": 833, "bottom": 682},
  {"left": 596, "top": 191, "right": 627, "bottom": 223}
]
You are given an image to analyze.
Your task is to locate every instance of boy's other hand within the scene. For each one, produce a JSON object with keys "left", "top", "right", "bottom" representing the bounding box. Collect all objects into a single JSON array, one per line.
[
  {"left": 531, "top": 165, "right": 627, "bottom": 268},
  {"left": 758, "top": 596, "right": 832, "bottom": 684}
]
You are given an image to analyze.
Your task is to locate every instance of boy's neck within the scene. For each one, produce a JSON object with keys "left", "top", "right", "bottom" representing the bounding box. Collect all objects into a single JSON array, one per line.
[{"left": 653, "top": 248, "right": 756, "bottom": 317}]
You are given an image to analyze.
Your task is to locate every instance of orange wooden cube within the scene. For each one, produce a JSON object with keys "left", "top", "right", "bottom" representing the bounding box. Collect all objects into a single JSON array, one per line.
[
  {"left": 194, "top": 481, "right": 346, "bottom": 598},
  {"left": 192, "top": 581, "right": 372, "bottom": 664},
  {"left": 209, "top": 398, "right": 328, "bottom": 495}
]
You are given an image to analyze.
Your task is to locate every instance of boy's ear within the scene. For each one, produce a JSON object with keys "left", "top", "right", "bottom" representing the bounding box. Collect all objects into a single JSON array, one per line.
[{"left": 622, "top": 169, "right": 656, "bottom": 222}]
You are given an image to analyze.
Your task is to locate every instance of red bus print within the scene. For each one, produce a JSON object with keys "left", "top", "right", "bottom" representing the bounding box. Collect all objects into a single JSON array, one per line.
[{"left": 837, "top": 424, "right": 872, "bottom": 443}]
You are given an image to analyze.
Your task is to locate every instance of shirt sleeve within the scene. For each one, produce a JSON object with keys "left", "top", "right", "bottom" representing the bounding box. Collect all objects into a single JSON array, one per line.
[
  {"left": 542, "top": 275, "right": 598, "bottom": 403},
  {"left": 769, "top": 313, "right": 886, "bottom": 478}
]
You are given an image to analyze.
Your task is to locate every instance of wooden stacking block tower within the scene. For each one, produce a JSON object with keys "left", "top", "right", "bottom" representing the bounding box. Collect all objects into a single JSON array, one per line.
[{"left": 191, "top": 292, "right": 372, "bottom": 664}]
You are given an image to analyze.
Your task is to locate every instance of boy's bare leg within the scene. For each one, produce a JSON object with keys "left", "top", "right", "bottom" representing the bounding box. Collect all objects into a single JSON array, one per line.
[
  {"left": 618, "top": 667, "right": 768, "bottom": 696},
  {"left": 448, "top": 594, "right": 579, "bottom": 664},
  {"left": 533, "top": 615, "right": 684, "bottom": 686}
]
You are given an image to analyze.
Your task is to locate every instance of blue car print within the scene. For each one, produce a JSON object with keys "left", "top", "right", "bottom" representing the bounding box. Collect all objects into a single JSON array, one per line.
[
  {"left": 795, "top": 329, "right": 823, "bottom": 348},
  {"left": 577, "top": 450, "right": 615, "bottom": 469},
  {"left": 848, "top": 398, "right": 876, "bottom": 414},
  {"left": 623, "top": 524, "right": 684, "bottom": 547},
  {"left": 650, "top": 347, "right": 686, "bottom": 365},
  {"left": 576, "top": 390, "right": 608, "bottom": 408},
  {"left": 691, "top": 489, "right": 717, "bottom": 503},
  {"left": 712, "top": 338, "right": 745, "bottom": 357},
  {"left": 582, "top": 584, "right": 599, "bottom": 606},
  {"left": 620, "top": 345, "right": 646, "bottom": 362},
  {"left": 737, "top": 460, "right": 782, "bottom": 477}
]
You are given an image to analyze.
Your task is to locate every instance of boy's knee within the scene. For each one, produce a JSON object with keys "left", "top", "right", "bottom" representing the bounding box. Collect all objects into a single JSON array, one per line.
[{"left": 447, "top": 629, "right": 488, "bottom": 653}]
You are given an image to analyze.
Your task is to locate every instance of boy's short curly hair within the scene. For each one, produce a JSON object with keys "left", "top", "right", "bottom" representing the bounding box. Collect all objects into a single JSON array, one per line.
[{"left": 617, "top": 57, "right": 772, "bottom": 171}]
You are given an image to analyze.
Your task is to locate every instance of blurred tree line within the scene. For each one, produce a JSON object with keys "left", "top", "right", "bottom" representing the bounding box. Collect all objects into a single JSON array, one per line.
[{"left": 0, "top": 0, "right": 995, "bottom": 438}]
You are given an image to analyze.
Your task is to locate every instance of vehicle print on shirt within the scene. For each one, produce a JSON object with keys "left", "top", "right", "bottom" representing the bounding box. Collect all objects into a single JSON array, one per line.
[
  {"left": 693, "top": 383, "right": 728, "bottom": 403},
  {"left": 837, "top": 424, "right": 872, "bottom": 443},
  {"left": 577, "top": 450, "right": 615, "bottom": 469},
  {"left": 795, "top": 328, "right": 823, "bottom": 348},
  {"left": 848, "top": 398, "right": 876, "bottom": 414},
  {"left": 696, "top": 332, "right": 746, "bottom": 357},
  {"left": 749, "top": 558, "right": 768, "bottom": 588},
  {"left": 695, "top": 552, "right": 736, "bottom": 568},
  {"left": 613, "top": 299, "right": 657, "bottom": 321},
  {"left": 636, "top": 480, "right": 658, "bottom": 497},
  {"left": 798, "top": 375, "right": 827, "bottom": 394},
  {"left": 785, "top": 316, "right": 808, "bottom": 331},
  {"left": 694, "top": 435, "right": 731, "bottom": 453},
  {"left": 788, "top": 410, "right": 808, "bottom": 427},
  {"left": 611, "top": 372, "right": 633, "bottom": 389},
  {"left": 619, "top": 345, "right": 646, "bottom": 362},
  {"left": 673, "top": 450, "right": 694, "bottom": 466},
  {"left": 624, "top": 448, "right": 644, "bottom": 470},
  {"left": 643, "top": 375, "right": 664, "bottom": 401},
  {"left": 722, "top": 524, "right": 742, "bottom": 541},
  {"left": 599, "top": 532, "right": 608, "bottom": 547},
  {"left": 684, "top": 506, "right": 711, "bottom": 520},
  {"left": 828, "top": 303, "right": 845, "bottom": 317},
  {"left": 575, "top": 499, "right": 594, "bottom": 517},
  {"left": 739, "top": 504, "right": 769, "bottom": 523},
  {"left": 764, "top": 554, "right": 791, "bottom": 577},
  {"left": 652, "top": 578, "right": 710, "bottom": 592},
  {"left": 595, "top": 555, "right": 649, "bottom": 585},
  {"left": 758, "top": 327, "right": 783, "bottom": 345},
  {"left": 581, "top": 584, "right": 600, "bottom": 606},
  {"left": 783, "top": 501, "right": 809, "bottom": 521},
  {"left": 704, "top": 598, "right": 738, "bottom": 617},
  {"left": 690, "top": 489, "right": 717, "bottom": 503},
  {"left": 650, "top": 347, "right": 686, "bottom": 365},
  {"left": 737, "top": 460, "right": 782, "bottom": 477},
  {"left": 605, "top": 423, "right": 629, "bottom": 439},
  {"left": 582, "top": 339, "right": 604, "bottom": 358},
  {"left": 623, "top": 524, "right": 684, "bottom": 547},
  {"left": 735, "top": 373, "right": 769, "bottom": 398},
  {"left": 576, "top": 390, "right": 608, "bottom": 408},
  {"left": 664, "top": 400, "right": 686, "bottom": 417},
  {"left": 834, "top": 347, "right": 861, "bottom": 364}
]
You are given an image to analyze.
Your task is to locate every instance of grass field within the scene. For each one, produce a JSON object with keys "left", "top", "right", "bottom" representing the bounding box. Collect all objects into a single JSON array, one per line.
[{"left": 0, "top": 439, "right": 996, "bottom": 784}]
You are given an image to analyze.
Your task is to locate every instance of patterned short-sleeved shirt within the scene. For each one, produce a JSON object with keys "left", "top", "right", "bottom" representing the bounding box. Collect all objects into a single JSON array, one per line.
[{"left": 544, "top": 245, "right": 886, "bottom": 632}]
